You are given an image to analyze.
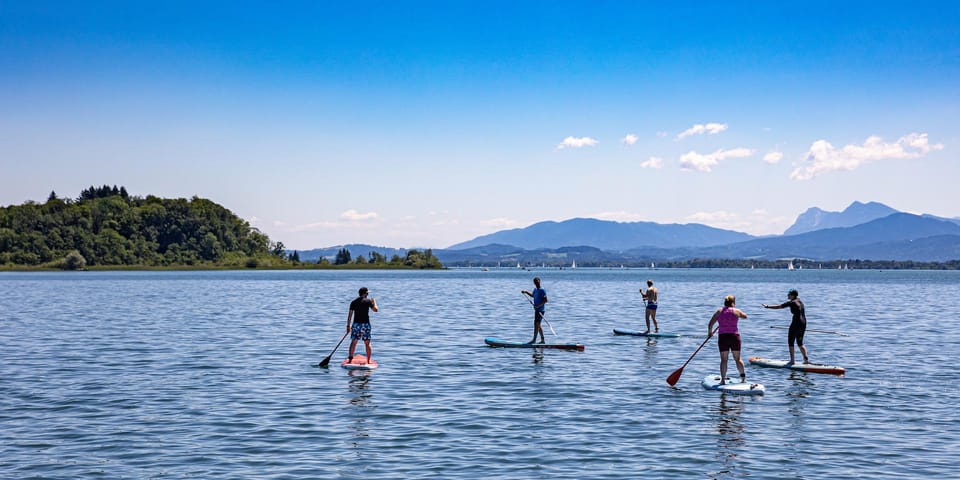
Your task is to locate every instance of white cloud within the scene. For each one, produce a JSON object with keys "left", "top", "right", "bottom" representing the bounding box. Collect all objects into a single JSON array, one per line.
[
  {"left": 676, "top": 122, "right": 728, "bottom": 140},
  {"left": 556, "top": 136, "right": 598, "bottom": 149},
  {"left": 290, "top": 221, "right": 342, "bottom": 232},
  {"left": 686, "top": 210, "right": 740, "bottom": 223},
  {"left": 791, "top": 132, "right": 944, "bottom": 180},
  {"left": 593, "top": 211, "right": 647, "bottom": 222},
  {"left": 621, "top": 134, "right": 639, "bottom": 145},
  {"left": 640, "top": 156, "right": 663, "bottom": 169},
  {"left": 763, "top": 151, "right": 784, "bottom": 164},
  {"left": 685, "top": 209, "right": 792, "bottom": 235},
  {"left": 679, "top": 147, "right": 755, "bottom": 172},
  {"left": 340, "top": 209, "right": 379, "bottom": 221},
  {"left": 480, "top": 217, "right": 520, "bottom": 228}
]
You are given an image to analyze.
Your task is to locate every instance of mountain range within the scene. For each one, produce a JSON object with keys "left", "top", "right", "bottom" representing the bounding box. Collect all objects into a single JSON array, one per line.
[{"left": 295, "top": 202, "right": 960, "bottom": 264}]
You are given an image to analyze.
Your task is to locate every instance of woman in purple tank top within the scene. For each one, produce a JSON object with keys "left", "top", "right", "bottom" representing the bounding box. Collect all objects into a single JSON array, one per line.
[{"left": 707, "top": 295, "right": 749, "bottom": 385}]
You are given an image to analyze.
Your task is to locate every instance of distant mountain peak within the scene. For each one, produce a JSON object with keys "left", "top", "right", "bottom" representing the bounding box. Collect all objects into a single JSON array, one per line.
[
  {"left": 784, "top": 201, "right": 899, "bottom": 236},
  {"left": 447, "top": 217, "right": 754, "bottom": 251}
]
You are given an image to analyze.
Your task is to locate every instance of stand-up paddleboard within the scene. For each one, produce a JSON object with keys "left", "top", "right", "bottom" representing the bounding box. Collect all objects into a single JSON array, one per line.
[
  {"left": 342, "top": 355, "right": 378, "bottom": 370},
  {"left": 749, "top": 356, "right": 845, "bottom": 375},
  {"left": 701, "top": 375, "right": 765, "bottom": 395},
  {"left": 484, "top": 337, "right": 585, "bottom": 351},
  {"left": 612, "top": 328, "right": 680, "bottom": 338}
]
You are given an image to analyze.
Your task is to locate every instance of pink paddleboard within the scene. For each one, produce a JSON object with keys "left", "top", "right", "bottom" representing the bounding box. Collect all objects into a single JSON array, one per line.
[{"left": 341, "top": 355, "right": 379, "bottom": 370}]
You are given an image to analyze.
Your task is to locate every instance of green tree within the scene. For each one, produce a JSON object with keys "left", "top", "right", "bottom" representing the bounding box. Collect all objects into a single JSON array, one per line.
[
  {"left": 335, "top": 248, "right": 352, "bottom": 265},
  {"left": 63, "top": 251, "right": 86, "bottom": 270}
]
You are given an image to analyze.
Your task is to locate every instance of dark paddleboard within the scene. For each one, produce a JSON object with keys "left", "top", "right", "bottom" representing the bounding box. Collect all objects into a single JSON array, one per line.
[
  {"left": 484, "top": 337, "right": 585, "bottom": 351},
  {"left": 613, "top": 328, "right": 681, "bottom": 338}
]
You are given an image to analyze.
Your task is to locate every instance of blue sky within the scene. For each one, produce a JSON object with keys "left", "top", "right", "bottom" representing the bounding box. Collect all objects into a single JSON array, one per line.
[{"left": 2, "top": 2, "right": 958, "bottom": 248}]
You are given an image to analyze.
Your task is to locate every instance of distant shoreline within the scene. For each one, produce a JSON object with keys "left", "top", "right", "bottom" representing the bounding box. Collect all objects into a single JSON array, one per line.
[{"left": 0, "top": 264, "right": 446, "bottom": 272}]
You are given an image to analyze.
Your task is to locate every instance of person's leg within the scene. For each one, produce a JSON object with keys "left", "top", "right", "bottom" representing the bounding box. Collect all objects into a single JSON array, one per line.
[
  {"left": 651, "top": 308, "right": 659, "bottom": 333},
  {"left": 788, "top": 329, "right": 797, "bottom": 364},
  {"left": 733, "top": 350, "right": 745, "bottom": 380},
  {"left": 530, "top": 313, "right": 539, "bottom": 343},
  {"left": 363, "top": 339, "right": 372, "bottom": 362},
  {"left": 720, "top": 350, "right": 729, "bottom": 384},
  {"left": 797, "top": 330, "right": 809, "bottom": 363},
  {"left": 348, "top": 338, "right": 358, "bottom": 360},
  {"left": 535, "top": 313, "right": 545, "bottom": 342},
  {"left": 643, "top": 309, "right": 651, "bottom": 333}
]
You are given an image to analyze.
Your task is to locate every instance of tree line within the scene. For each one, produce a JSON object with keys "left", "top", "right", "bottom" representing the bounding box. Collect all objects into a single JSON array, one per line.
[
  {"left": 316, "top": 247, "right": 443, "bottom": 268},
  {"left": 1, "top": 186, "right": 276, "bottom": 268}
]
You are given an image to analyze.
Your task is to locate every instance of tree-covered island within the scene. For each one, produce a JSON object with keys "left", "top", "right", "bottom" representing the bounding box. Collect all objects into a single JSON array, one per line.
[{"left": 0, "top": 186, "right": 443, "bottom": 270}]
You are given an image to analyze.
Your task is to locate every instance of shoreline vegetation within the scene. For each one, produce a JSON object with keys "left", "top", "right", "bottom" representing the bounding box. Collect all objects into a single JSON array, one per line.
[
  {"left": 3, "top": 186, "right": 958, "bottom": 271},
  {"left": 0, "top": 186, "right": 443, "bottom": 271}
]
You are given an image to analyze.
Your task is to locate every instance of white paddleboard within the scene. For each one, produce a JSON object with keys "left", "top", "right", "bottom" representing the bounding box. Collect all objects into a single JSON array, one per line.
[{"left": 701, "top": 375, "right": 765, "bottom": 396}]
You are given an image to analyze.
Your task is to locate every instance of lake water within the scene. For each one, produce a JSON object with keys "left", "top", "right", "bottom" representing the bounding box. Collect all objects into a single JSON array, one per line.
[{"left": 2, "top": 268, "right": 958, "bottom": 479}]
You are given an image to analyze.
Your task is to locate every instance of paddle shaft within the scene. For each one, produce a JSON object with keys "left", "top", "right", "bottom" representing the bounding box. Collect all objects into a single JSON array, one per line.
[
  {"left": 318, "top": 331, "right": 349, "bottom": 368},
  {"left": 666, "top": 327, "right": 717, "bottom": 385},
  {"left": 523, "top": 295, "right": 558, "bottom": 337},
  {"left": 770, "top": 325, "right": 848, "bottom": 336}
]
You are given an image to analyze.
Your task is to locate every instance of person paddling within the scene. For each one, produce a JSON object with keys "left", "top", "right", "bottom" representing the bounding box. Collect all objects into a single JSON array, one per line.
[
  {"left": 347, "top": 287, "right": 379, "bottom": 364},
  {"left": 639, "top": 279, "right": 659, "bottom": 333},
  {"left": 707, "top": 295, "right": 748, "bottom": 385},
  {"left": 521, "top": 277, "right": 548, "bottom": 344},
  {"left": 762, "top": 289, "right": 810, "bottom": 365}
]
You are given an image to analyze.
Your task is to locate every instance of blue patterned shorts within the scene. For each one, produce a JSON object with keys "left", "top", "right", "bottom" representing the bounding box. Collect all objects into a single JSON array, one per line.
[{"left": 351, "top": 322, "right": 371, "bottom": 341}]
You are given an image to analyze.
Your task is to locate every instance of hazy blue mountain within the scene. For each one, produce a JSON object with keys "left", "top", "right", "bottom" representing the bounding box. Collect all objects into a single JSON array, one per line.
[
  {"left": 688, "top": 213, "right": 960, "bottom": 260},
  {"left": 784, "top": 201, "right": 899, "bottom": 235},
  {"left": 446, "top": 218, "right": 755, "bottom": 251},
  {"left": 922, "top": 214, "right": 960, "bottom": 226}
]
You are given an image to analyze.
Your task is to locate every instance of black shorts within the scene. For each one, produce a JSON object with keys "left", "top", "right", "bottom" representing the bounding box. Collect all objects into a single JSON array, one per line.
[
  {"left": 718, "top": 333, "right": 741, "bottom": 352},
  {"left": 789, "top": 322, "right": 806, "bottom": 347}
]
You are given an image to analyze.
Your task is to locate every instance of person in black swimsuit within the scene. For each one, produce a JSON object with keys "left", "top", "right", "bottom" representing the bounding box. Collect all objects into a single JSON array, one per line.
[{"left": 762, "top": 289, "right": 810, "bottom": 364}]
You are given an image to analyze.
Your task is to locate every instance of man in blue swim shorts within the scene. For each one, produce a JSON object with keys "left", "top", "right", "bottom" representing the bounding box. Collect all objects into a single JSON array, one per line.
[{"left": 347, "top": 287, "right": 379, "bottom": 363}]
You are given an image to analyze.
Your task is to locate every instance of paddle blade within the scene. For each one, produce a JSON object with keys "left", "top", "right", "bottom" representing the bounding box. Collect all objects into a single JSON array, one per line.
[
  {"left": 318, "top": 355, "right": 332, "bottom": 368},
  {"left": 666, "top": 367, "right": 684, "bottom": 386}
]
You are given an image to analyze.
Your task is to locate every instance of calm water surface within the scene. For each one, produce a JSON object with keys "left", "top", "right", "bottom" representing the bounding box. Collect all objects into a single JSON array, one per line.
[{"left": 2, "top": 269, "right": 958, "bottom": 478}]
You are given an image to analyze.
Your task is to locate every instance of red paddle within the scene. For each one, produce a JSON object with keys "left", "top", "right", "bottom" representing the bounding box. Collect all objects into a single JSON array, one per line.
[{"left": 666, "top": 328, "right": 717, "bottom": 386}]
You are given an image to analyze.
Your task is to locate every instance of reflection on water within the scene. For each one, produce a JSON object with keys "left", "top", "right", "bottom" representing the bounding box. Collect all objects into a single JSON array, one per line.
[
  {"left": 346, "top": 373, "right": 374, "bottom": 449},
  {"left": 531, "top": 350, "right": 544, "bottom": 364},
  {"left": 711, "top": 396, "right": 746, "bottom": 479},
  {"left": 787, "top": 371, "right": 812, "bottom": 433}
]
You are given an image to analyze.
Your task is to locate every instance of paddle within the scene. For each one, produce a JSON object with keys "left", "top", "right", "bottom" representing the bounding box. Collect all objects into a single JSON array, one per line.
[
  {"left": 318, "top": 332, "right": 349, "bottom": 368},
  {"left": 523, "top": 295, "right": 559, "bottom": 338},
  {"left": 666, "top": 328, "right": 717, "bottom": 386},
  {"left": 769, "top": 325, "right": 848, "bottom": 337}
]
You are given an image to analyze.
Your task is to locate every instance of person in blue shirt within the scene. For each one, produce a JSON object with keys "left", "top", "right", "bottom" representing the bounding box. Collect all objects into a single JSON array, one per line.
[{"left": 521, "top": 277, "right": 548, "bottom": 344}]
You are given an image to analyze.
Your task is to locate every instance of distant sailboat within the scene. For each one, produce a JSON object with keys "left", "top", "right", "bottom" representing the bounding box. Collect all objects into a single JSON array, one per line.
[
  {"left": 650, "top": 262, "right": 656, "bottom": 269},
  {"left": 788, "top": 261, "right": 795, "bottom": 271},
  {"left": 571, "top": 260, "right": 577, "bottom": 269},
  {"left": 517, "top": 261, "right": 521, "bottom": 268}
]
